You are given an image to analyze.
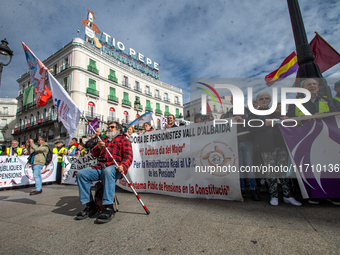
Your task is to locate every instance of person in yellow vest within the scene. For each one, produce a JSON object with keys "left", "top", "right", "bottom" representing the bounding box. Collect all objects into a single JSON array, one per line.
[
  {"left": 75, "top": 143, "right": 88, "bottom": 157},
  {"left": 53, "top": 141, "right": 67, "bottom": 184},
  {"left": 6, "top": 140, "right": 23, "bottom": 156},
  {"left": 287, "top": 78, "right": 337, "bottom": 117},
  {"left": 332, "top": 80, "right": 340, "bottom": 111}
]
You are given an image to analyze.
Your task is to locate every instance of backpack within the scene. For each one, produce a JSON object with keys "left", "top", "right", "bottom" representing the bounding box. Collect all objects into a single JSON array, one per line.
[{"left": 43, "top": 145, "right": 53, "bottom": 166}]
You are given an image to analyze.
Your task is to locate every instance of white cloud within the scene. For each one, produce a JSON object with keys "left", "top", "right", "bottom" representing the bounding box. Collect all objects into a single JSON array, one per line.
[{"left": 1, "top": 0, "right": 340, "bottom": 104}]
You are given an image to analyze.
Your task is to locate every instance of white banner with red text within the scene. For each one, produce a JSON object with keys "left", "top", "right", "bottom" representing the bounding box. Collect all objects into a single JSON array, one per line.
[
  {"left": 61, "top": 122, "right": 242, "bottom": 201},
  {"left": 0, "top": 155, "right": 57, "bottom": 188}
]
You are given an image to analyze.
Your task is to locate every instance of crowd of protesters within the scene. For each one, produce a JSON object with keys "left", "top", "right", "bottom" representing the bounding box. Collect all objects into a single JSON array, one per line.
[{"left": 1, "top": 79, "right": 339, "bottom": 207}]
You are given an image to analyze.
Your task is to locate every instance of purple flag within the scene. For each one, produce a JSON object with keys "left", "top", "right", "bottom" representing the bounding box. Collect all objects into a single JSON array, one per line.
[
  {"left": 88, "top": 117, "right": 99, "bottom": 133},
  {"left": 279, "top": 115, "right": 340, "bottom": 199}
]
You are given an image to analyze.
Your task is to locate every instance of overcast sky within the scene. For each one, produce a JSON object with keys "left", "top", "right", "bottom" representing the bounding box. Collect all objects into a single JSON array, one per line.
[{"left": 1, "top": 0, "right": 340, "bottom": 103}]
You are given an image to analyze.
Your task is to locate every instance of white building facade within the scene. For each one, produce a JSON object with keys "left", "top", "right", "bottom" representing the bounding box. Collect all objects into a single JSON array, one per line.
[
  {"left": 0, "top": 98, "right": 17, "bottom": 149},
  {"left": 183, "top": 95, "right": 232, "bottom": 123},
  {"left": 13, "top": 37, "right": 183, "bottom": 145}
]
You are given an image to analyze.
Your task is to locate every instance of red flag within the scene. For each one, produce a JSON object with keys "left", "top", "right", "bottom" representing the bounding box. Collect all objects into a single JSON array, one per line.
[
  {"left": 37, "top": 86, "right": 52, "bottom": 107},
  {"left": 310, "top": 32, "right": 340, "bottom": 73}
]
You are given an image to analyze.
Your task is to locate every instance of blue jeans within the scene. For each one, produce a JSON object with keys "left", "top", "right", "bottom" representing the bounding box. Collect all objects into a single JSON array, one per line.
[
  {"left": 76, "top": 165, "right": 122, "bottom": 205},
  {"left": 238, "top": 140, "right": 257, "bottom": 191},
  {"left": 32, "top": 164, "right": 43, "bottom": 191}
]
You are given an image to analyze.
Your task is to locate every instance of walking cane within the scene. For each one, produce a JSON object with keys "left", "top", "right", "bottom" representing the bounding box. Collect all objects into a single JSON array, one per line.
[{"left": 84, "top": 116, "right": 150, "bottom": 215}]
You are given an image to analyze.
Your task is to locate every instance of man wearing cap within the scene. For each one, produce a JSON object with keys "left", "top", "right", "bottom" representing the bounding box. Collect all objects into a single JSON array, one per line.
[
  {"left": 333, "top": 80, "right": 340, "bottom": 111},
  {"left": 53, "top": 141, "right": 67, "bottom": 184}
]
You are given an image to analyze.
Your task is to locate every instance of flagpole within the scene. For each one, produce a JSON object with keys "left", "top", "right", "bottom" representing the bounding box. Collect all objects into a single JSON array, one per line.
[
  {"left": 83, "top": 114, "right": 150, "bottom": 215},
  {"left": 287, "top": 0, "right": 332, "bottom": 98}
]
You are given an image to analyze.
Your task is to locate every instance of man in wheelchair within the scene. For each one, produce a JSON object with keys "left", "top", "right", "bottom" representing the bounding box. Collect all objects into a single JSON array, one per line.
[{"left": 75, "top": 121, "right": 133, "bottom": 224}]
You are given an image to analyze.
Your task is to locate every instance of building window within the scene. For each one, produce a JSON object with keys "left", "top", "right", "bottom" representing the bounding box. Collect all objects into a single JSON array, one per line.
[
  {"left": 53, "top": 64, "right": 57, "bottom": 75},
  {"left": 165, "top": 105, "right": 170, "bottom": 116},
  {"left": 164, "top": 93, "right": 169, "bottom": 102},
  {"left": 155, "top": 103, "right": 162, "bottom": 114},
  {"left": 135, "top": 96, "right": 142, "bottom": 110},
  {"left": 63, "top": 77, "right": 68, "bottom": 91},
  {"left": 123, "top": 76, "right": 129, "bottom": 88},
  {"left": 134, "top": 81, "right": 141, "bottom": 92},
  {"left": 123, "top": 111, "right": 129, "bottom": 124},
  {"left": 145, "top": 85, "right": 152, "bottom": 96},
  {"left": 145, "top": 100, "right": 152, "bottom": 112},
  {"left": 2, "top": 107, "right": 8, "bottom": 115},
  {"left": 175, "top": 96, "right": 179, "bottom": 105},
  {"left": 155, "top": 89, "right": 160, "bottom": 99},
  {"left": 122, "top": 92, "right": 131, "bottom": 106},
  {"left": 88, "top": 102, "right": 96, "bottom": 118},
  {"left": 108, "top": 69, "right": 118, "bottom": 82},
  {"left": 109, "top": 107, "right": 116, "bottom": 122},
  {"left": 176, "top": 109, "right": 180, "bottom": 118},
  {"left": 108, "top": 87, "right": 118, "bottom": 102},
  {"left": 88, "top": 59, "right": 98, "bottom": 74},
  {"left": 87, "top": 78, "right": 99, "bottom": 96},
  {"left": 35, "top": 111, "right": 39, "bottom": 123},
  {"left": 61, "top": 57, "right": 69, "bottom": 71}
]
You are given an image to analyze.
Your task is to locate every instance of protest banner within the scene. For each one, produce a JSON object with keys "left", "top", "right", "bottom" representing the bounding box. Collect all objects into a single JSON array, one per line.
[
  {"left": 117, "top": 122, "right": 242, "bottom": 201},
  {"left": 62, "top": 154, "right": 99, "bottom": 185},
  {"left": 62, "top": 122, "right": 242, "bottom": 201},
  {"left": 0, "top": 155, "right": 57, "bottom": 188},
  {"left": 279, "top": 114, "right": 340, "bottom": 199}
]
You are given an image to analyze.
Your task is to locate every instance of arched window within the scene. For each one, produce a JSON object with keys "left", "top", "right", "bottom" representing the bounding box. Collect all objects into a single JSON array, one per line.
[
  {"left": 35, "top": 111, "right": 40, "bottom": 123},
  {"left": 109, "top": 107, "right": 116, "bottom": 121},
  {"left": 50, "top": 106, "right": 54, "bottom": 118},
  {"left": 30, "top": 114, "right": 34, "bottom": 125},
  {"left": 123, "top": 111, "right": 129, "bottom": 124},
  {"left": 88, "top": 102, "right": 95, "bottom": 118},
  {"left": 43, "top": 108, "right": 47, "bottom": 119},
  {"left": 24, "top": 116, "right": 27, "bottom": 125}
]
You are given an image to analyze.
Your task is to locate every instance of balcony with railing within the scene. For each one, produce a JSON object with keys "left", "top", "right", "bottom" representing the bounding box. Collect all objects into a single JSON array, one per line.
[
  {"left": 175, "top": 101, "right": 181, "bottom": 106},
  {"left": 12, "top": 115, "right": 58, "bottom": 134},
  {"left": 134, "top": 86, "right": 142, "bottom": 92},
  {"left": 122, "top": 99, "right": 131, "bottom": 106},
  {"left": 164, "top": 97, "right": 170, "bottom": 103},
  {"left": 145, "top": 106, "right": 153, "bottom": 112},
  {"left": 122, "top": 82, "right": 130, "bottom": 88},
  {"left": 107, "top": 116, "right": 120, "bottom": 123},
  {"left": 164, "top": 111, "right": 171, "bottom": 116},
  {"left": 85, "top": 111, "right": 102, "bottom": 120},
  {"left": 86, "top": 87, "right": 99, "bottom": 97},
  {"left": 59, "top": 63, "right": 69, "bottom": 73},
  {"left": 108, "top": 95, "right": 119, "bottom": 103},
  {"left": 108, "top": 75, "right": 118, "bottom": 83},
  {"left": 145, "top": 91, "right": 152, "bottom": 97},
  {"left": 154, "top": 94, "right": 162, "bottom": 100},
  {"left": 87, "top": 65, "right": 98, "bottom": 74},
  {"left": 155, "top": 109, "right": 162, "bottom": 115},
  {"left": 121, "top": 118, "right": 130, "bottom": 125}
]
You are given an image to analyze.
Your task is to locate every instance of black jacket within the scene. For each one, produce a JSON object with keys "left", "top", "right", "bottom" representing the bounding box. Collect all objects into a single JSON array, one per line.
[
  {"left": 85, "top": 137, "right": 99, "bottom": 152},
  {"left": 249, "top": 109, "right": 286, "bottom": 152}
]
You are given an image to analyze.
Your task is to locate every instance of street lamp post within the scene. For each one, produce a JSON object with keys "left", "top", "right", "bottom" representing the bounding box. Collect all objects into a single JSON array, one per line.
[
  {"left": 134, "top": 98, "right": 141, "bottom": 131},
  {"left": 0, "top": 38, "right": 14, "bottom": 87},
  {"left": 287, "top": 0, "right": 331, "bottom": 98}
]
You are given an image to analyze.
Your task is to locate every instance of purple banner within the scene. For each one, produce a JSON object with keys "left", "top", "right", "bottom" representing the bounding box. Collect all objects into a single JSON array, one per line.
[{"left": 279, "top": 115, "right": 340, "bottom": 199}]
